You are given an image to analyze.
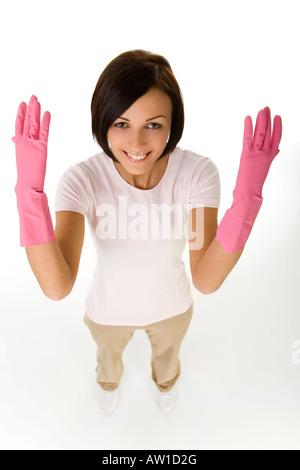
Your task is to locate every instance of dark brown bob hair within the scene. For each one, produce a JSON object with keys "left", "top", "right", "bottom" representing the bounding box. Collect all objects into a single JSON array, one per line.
[{"left": 91, "top": 50, "right": 184, "bottom": 162}]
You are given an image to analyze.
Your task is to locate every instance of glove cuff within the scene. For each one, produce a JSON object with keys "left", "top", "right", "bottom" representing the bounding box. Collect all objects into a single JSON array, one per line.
[
  {"left": 16, "top": 189, "right": 56, "bottom": 247},
  {"left": 216, "top": 195, "right": 263, "bottom": 253}
]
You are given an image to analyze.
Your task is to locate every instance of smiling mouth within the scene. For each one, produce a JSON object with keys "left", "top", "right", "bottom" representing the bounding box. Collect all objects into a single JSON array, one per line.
[{"left": 123, "top": 150, "right": 152, "bottom": 162}]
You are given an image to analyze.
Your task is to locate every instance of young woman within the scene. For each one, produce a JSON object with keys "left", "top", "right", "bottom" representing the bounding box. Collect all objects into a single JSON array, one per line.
[{"left": 13, "top": 50, "right": 282, "bottom": 414}]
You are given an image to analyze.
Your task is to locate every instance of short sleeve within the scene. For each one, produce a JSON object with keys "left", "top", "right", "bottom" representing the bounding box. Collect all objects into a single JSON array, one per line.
[
  {"left": 55, "top": 163, "right": 89, "bottom": 216},
  {"left": 189, "top": 157, "right": 220, "bottom": 209}
]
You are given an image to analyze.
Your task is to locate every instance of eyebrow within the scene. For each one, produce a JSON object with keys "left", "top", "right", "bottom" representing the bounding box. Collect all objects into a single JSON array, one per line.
[{"left": 118, "top": 115, "right": 167, "bottom": 122}]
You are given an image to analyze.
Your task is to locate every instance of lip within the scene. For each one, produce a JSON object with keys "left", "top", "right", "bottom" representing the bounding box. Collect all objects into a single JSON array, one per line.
[{"left": 123, "top": 150, "right": 151, "bottom": 163}]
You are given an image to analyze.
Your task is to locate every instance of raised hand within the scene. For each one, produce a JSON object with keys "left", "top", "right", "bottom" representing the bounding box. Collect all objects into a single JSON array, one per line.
[
  {"left": 233, "top": 107, "right": 282, "bottom": 200},
  {"left": 14, "top": 95, "right": 51, "bottom": 193},
  {"left": 13, "top": 95, "right": 55, "bottom": 247},
  {"left": 216, "top": 107, "right": 282, "bottom": 253}
]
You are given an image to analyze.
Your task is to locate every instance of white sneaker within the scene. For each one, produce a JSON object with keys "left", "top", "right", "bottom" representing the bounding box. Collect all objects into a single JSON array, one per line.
[
  {"left": 99, "top": 388, "right": 119, "bottom": 413},
  {"left": 157, "top": 387, "right": 177, "bottom": 414}
]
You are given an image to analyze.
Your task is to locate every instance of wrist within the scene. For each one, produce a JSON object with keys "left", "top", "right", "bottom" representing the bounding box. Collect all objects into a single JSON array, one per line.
[
  {"left": 229, "top": 193, "right": 263, "bottom": 223},
  {"left": 15, "top": 180, "right": 45, "bottom": 195},
  {"left": 15, "top": 186, "right": 46, "bottom": 212}
]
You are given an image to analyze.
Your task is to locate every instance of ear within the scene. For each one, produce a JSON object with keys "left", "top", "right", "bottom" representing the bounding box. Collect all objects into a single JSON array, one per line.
[{"left": 166, "top": 128, "right": 171, "bottom": 144}]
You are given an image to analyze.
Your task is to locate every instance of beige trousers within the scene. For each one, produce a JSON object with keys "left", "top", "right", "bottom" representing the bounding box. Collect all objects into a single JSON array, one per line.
[{"left": 84, "top": 302, "right": 193, "bottom": 392}]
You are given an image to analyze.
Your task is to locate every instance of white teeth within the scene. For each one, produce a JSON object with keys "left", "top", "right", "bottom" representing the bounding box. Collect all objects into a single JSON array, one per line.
[{"left": 127, "top": 153, "right": 147, "bottom": 160}]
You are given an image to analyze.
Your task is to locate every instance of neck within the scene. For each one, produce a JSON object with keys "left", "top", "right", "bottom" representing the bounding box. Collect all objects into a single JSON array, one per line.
[{"left": 114, "top": 154, "right": 169, "bottom": 190}]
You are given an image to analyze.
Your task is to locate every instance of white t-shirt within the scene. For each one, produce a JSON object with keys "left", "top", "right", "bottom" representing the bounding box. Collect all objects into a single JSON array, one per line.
[{"left": 55, "top": 146, "right": 220, "bottom": 326}]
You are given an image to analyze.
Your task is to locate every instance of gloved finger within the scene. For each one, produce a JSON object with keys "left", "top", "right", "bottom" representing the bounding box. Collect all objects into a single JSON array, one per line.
[
  {"left": 253, "top": 108, "right": 268, "bottom": 150},
  {"left": 40, "top": 111, "right": 51, "bottom": 144},
  {"left": 15, "top": 102, "right": 27, "bottom": 137},
  {"left": 243, "top": 115, "right": 253, "bottom": 151},
  {"left": 23, "top": 95, "right": 38, "bottom": 136},
  {"left": 270, "top": 115, "right": 282, "bottom": 152},
  {"left": 262, "top": 107, "right": 271, "bottom": 149},
  {"left": 29, "top": 100, "right": 41, "bottom": 139}
]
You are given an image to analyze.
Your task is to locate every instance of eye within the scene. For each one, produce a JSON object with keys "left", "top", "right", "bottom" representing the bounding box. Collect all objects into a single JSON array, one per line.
[
  {"left": 114, "top": 122, "right": 128, "bottom": 128},
  {"left": 146, "top": 122, "right": 162, "bottom": 129}
]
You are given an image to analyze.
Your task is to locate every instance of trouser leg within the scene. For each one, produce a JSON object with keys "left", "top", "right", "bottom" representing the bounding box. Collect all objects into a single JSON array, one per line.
[
  {"left": 84, "top": 314, "right": 135, "bottom": 391},
  {"left": 145, "top": 303, "right": 193, "bottom": 392}
]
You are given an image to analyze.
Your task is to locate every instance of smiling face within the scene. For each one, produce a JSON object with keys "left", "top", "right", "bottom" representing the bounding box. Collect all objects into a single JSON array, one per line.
[{"left": 107, "top": 87, "right": 172, "bottom": 184}]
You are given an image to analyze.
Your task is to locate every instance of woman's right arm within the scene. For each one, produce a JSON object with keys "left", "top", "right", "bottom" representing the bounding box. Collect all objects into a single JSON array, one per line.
[
  {"left": 13, "top": 95, "right": 85, "bottom": 301},
  {"left": 25, "top": 211, "right": 85, "bottom": 301}
]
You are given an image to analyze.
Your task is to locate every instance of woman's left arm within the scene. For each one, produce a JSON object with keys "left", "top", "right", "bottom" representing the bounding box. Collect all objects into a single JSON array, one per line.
[
  {"left": 189, "top": 207, "right": 243, "bottom": 294},
  {"left": 190, "top": 107, "right": 282, "bottom": 294}
]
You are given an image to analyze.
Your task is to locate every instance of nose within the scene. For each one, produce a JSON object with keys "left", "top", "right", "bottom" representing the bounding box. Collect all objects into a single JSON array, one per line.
[{"left": 127, "top": 129, "right": 147, "bottom": 152}]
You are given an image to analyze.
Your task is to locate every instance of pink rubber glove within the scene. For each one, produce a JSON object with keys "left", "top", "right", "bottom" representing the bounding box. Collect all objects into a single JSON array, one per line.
[
  {"left": 216, "top": 107, "right": 282, "bottom": 253},
  {"left": 13, "top": 95, "right": 55, "bottom": 247}
]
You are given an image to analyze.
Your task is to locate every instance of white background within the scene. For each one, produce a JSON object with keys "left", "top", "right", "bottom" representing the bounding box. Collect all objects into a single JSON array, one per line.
[{"left": 0, "top": 0, "right": 300, "bottom": 450}]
